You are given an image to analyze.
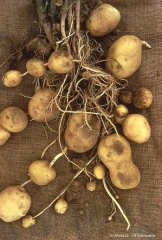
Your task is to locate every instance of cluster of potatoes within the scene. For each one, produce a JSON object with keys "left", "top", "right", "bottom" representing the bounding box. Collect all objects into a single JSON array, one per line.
[{"left": 0, "top": 2, "right": 153, "bottom": 228}]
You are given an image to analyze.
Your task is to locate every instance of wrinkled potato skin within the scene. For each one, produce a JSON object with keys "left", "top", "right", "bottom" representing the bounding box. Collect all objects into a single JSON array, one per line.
[
  {"left": 64, "top": 113, "right": 101, "bottom": 153},
  {"left": 106, "top": 35, "right": 143, "bottom": 79},
  {"left": 0, "top": 107, "right": 28, "bottom": 133},
  {"left": 28, "top": 88, "right": 60, "bottom": 122},
  {"left": 86, "top": 4, "right": 121, "bottom": 37},
  {"left": 123, "top": 114, "right": 151, "bottom": 143},
  {"left": 97, "top": 134, "right": 140, "bottom": 189},
  {"left": 48, "top": 50, "right": 74, "bottom": 74},
  {"left": 133, "top": 87, "right": 153, "bottom": 109},
  {"left": 0, "top": 126, "right": 11, "bottom": 146},
  {"left": 29, "top": 160, "right": 56, "bottom": 185},
  {"left": 0, "top": 185, "right": 31, "bottom": 222}
]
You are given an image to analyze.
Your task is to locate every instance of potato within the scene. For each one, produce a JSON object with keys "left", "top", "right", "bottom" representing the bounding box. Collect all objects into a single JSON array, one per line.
[
  {"left": 122, "top": 114, "right": 151, "bottom": 143},
  {"left": 93, "top": 163, "right": 106, "bottom": 180},
  {"left": 86, "top": 4, "right": 121, "bottom": 37},
  {"left": 105, "top": 35, "right": 151, "bottom": 79},
  {"left": 86, "top": 180, "right": 96, "bottom": 191},
  {"left": 22, "top": 215, "right": 36, "bottom": 228},
  {"left": 0, "top": 185, "right": 31, "bottom": 222},
  {"left": 119, "top": 90, "right": 133, "bottom": 104},
  {"left": 54, "top": 198, "right": 68, "bottom": 214},
  {"left": 28, "top": 160, "right": 56, "bottom": 185},
  {"left": 0, "top": 125, "right": 11, "bottom": 146},
  {"left": 0, "top": 106, "right": 28, "bottom": 133},
  {"left": 64, "top": 113, "right": 101, "bottom": 153},
  {"left": 2, "top": 70, "right": 22, "bottom": 87},
  {"left": 47, "top": 50, "right": 74, "bottom": 74},
  {"left": 26, "top": 58, "right": 47, "bottom": 77},
  {"left": 113, "top": 104, "right": 129, "bottom": 124},
  {"left": 28, "top": 88, "right": 60, "bottom": 122},
  {"left": 133, "top": 87, "right": 153, "bottom": 109},
  {"left": 97, "top": 134, "right": 141, "bottom": 189}
]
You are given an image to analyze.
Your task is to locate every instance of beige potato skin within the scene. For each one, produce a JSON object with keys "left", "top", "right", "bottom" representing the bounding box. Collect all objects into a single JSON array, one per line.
[
  {"left": 122, "top": 114, "right": 151, "bottom": 143},
  {"left": 106, "top": 35, "right": 144, "bottom": 79},
  {"left": 97, "top": 134, "right": 141, "bottom": 189},
  {"left": 29, "top": 160, "right": 56, "bottom": 185},
  {"left": 2, "top": 70, "right": 22, "bottom": 87},
  {"left": 0, "top": 185, "right": 31, "bottom": 222},
  {"left": 48, "top": 50, "right": 74, "bottom": 74},
  {"left": 0, "top": 126, "right": 11, "bottom": 146},
  {"left": 133, "top": 87, "right": 153, "bottom": 109},
  {"left": 86, "top": 4, "right": 121, "bottom": 37},
  {"left": 0, "top": 107, "right": 28, "bottom": 133},
  {"left": 28, "top": 88, "right": 60, "bottom": 122},
  {"left": 26, "top": 58, "right": 47, "bottom": 77},
  {"left": 64, "top": 113, "right": 101, "bottom": 153}
]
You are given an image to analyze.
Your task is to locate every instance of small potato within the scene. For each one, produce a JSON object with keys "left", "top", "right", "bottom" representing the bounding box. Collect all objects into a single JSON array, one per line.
[
  {"left": 28, "top": 160, "right": 56, "bottom": 185},
  {"left": 28, "top": 88, "right": 60, "bottom": 122},
  {"left": 122, "top": 114, "right": 151, "bottom": 143},
  {"left": 106, "top": 35, "right": 151, "bottom": 79},
  {"left": 64, "top": 113, "right": 101, "bottom": 153},
  {"left": 119, "top": 90, "right": 133, "bottom": 104},
  {"left": 93, "top": 163, "right": 106, "bottom": 180},
  {"left": 0, "top": 185, "right": 31, "bottom": 222},
  {"left": 0, "top": 106, "right": 28, "bottom": 133},
  {"left": 97, "top": 134, "right": 141, "bottom": 189},
  {"left": 47, "top": 50, "right": 74, "bottom": 74},
  {"left": 54, "top": 198, "right": 68, "bottom": 214},
  {"left": 22, "top": 215, "right": 36, "bottom": 228},
  {"left": 86, "top": 180, "right": 96, "bottom": 191},
  {"left": 0, "top": 125, "right": 11, "bottom": 146},
  {"left": 133, "top": 87, "right": 153, "bottom": 109},
  {"left": 86, "top": 4, "right": 121, "bottom": 37},
  {"left": 113, "top": 104, "right": 129, "bottom": 124},
  {"left": 2, "top": 70, "right": 22, "bottom": 87},
  {"left": 26, "top": 58, "right": 47, "bottom": 77}
]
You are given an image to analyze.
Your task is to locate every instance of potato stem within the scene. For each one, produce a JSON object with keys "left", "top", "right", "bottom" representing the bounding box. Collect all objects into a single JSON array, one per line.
[
  {"left": 102, "top": 178, "right": 130, "bottom": 231},
  {"left": 49, "top": 146, "right": 68, "bottom": 167},
  {"left": 21, "top": 179, "right": 32, "bottom": 187}
]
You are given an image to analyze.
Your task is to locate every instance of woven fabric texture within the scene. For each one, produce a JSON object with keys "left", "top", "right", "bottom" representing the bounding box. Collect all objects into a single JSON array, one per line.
[{"left": 0, "top": 0, "right": 161, "bottom": 239}]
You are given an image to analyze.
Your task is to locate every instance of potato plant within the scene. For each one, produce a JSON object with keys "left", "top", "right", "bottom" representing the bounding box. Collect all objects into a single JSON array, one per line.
[{"left": 0, "top": 0, "right": 153, "bottom": 232}]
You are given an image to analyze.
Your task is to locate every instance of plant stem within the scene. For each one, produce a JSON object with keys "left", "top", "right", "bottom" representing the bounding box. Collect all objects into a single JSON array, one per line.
[{"left": 102, "top": 178, "right": 130, "bottom": 231}]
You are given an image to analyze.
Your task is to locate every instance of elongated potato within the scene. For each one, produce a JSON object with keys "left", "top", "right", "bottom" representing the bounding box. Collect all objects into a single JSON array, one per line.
[
  {"left": 86, "top": 4, "right": 121, "bottom": 37},
  {"left": 105, "top": 35, "right": 151, "bottom": 79},
  {"left": 97, "top": 134, "right": 141, "bottom": 189},
  {"left": 0, "top": 185, "right": 31, "bottom": 222},
  {"left": 64, "top": 113, "right": 101, "bottom": 153},
  {"left": 28, "top": 88, "right": 60, "bottom": 122}
]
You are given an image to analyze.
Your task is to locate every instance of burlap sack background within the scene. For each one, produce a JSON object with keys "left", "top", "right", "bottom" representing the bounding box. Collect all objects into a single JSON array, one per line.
[{"left": 0, "top": 0, "right": 161, "bottom": 239}]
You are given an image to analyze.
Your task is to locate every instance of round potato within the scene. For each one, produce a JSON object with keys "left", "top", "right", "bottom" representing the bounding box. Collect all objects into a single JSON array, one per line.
[
  {"left": 86, "top": 4, "right": 121, "bottom": 37},
  {"left": 28, "top": 88, "right": 60, "bottom": 122},
  {"left": 133, "top": 87, "right": 153, "bottom": 109},
  {"left": 29, "top": 160, "right": 56, "bottom": 185},
  {"left": 113, "top": 104, "right": 129, "bottom": 124},
  {"left": 64, "top": 113, "right": 101, "bottom": 153},
  {"left": 26, "top": 58, "right": 47, "bottom": 77},
  {"left": 119, "top": 90, "right": 133, "bottom": 104},
  {"left": 97, "top": 134, "right": 141, "bottom": 189},
  {"left": 122, "top": 114, "right": 151, "bottom": 143},
  {"left": 0, "top": 185, "right": 31, "bottom": 222},
  {"left": 2, "top": 70, "right": 22, "bottom": 87},
  {"left": 105, "top": 35, "right": 151, "bottom": 79},
  {"left": 0, "top": 106, "right": 28, "bottom": 133},
  {"left": 0, "top": 125, "right": 11, "bottom": 146},
  {"left": 47, "top": 50, "right": 74, "bottom": 74}
]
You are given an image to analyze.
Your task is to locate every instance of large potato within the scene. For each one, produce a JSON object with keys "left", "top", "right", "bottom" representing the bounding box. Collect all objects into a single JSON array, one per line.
[
  {"left": 0, "top": 185, "right": 31, "bottom": 222},
  {"left": 0, "top": 106, "right": 28, "bottom": 133},
  {"left": 64, "top": 113, "right": 101, "bottom": 153},
  {"left": 86, "top": 4, "right": 121, "bottom": 37},
  {"left": 28, "top": 88, "right": 60, "bottom": 122},
  {"left": 105, "top": 35, "right": 150, "bottom": 79},
  {"left": 122, "top": 114, "right": 151, "bottom": 143},
  {"left": 97, "top": 134, "right": 141, "bottom": 189}
]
